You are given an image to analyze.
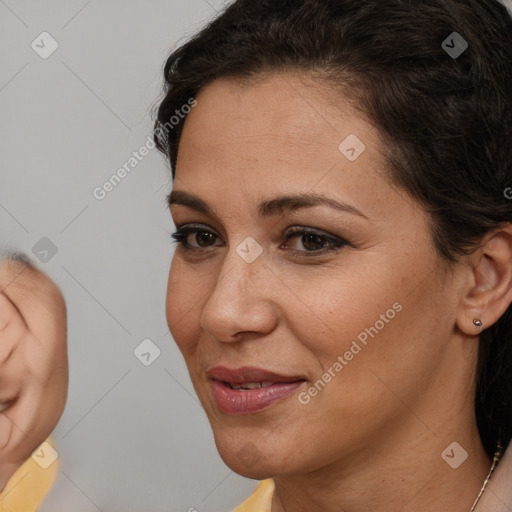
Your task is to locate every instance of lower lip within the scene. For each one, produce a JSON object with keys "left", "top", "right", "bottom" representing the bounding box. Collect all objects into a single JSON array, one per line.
[{"left": 211, "top": 379, "right": 306, "bottom": 415}]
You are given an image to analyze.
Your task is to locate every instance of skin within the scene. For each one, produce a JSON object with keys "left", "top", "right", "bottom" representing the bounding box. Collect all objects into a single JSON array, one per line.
[
  {"left": 0, "top": 257, "right": 68, "bottom": 492},
  {"left": 166, "top": 72, "right": 512, "bottom": 512}
]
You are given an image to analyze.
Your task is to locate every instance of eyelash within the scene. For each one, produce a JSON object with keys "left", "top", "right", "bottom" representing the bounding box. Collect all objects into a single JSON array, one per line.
[{"left": 170, "top": 224, "right": 349, "bottom": 257}]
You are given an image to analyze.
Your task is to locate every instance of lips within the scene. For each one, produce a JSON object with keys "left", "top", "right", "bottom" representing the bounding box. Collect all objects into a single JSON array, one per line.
[
  {"left": 207, "top": 366, "right": 307, "bottom": 415},
  {"left": 207, "top": 366, "right": 306, "bottom": 385}
]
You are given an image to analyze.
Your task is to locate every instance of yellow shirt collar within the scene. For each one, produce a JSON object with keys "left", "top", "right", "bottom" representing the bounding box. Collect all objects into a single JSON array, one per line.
[
  {"left": 233, "top": 479, "right": 274, "bottom": 512},
  {"left": 0, "top": 438, "right": 59, "bottom": 512}
]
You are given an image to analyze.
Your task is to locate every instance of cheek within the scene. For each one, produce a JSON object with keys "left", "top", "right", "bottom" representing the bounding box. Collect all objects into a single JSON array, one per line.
[
  {"left": 302, "top": 270, "right": 446, "bottom": 422},
  {"left": 165, "top": 259, "right": 204, "bottom": 355},
  {"left": 284, "top": 256, "right": 438, "bottom": 391},
  {"left": 276, "top": 264, "right": 404, "bottom": 353}
]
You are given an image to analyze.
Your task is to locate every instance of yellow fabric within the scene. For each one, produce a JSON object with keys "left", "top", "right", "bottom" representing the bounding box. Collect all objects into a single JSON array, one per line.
[
  {"left": 233, "top": 479, "right": 274, "bottom": 512},
  {"left": 0, "top": 438, "right": 59, "bottom": 512}
]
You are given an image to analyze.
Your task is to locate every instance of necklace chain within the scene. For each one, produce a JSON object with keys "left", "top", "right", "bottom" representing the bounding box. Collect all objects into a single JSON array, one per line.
[{"left": 469, "top": 443, "right": 503, "bottom": 512}]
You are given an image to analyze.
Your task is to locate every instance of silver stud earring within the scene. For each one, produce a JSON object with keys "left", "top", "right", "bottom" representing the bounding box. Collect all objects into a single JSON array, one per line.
[{"left": 473, "top": 318, "right": 483, "bottom": 328}]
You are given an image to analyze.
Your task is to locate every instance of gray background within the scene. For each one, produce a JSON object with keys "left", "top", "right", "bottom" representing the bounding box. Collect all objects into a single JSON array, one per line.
[
  {"left": 1, "top": 1, "right": 512, "bottom": 511},
  {"left": 0, "top": 1, "right": 257, "bottom": 511}
]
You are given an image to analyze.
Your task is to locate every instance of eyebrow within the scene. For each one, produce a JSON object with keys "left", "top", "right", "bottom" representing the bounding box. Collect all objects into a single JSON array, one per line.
[{"left": 167, "top": 190, "right": 368, "bottom": 219}]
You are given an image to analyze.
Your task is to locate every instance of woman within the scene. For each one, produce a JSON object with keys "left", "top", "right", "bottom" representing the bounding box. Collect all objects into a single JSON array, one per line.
[{"left": 154, "top": 0, "right": 512, "bottom": 510}]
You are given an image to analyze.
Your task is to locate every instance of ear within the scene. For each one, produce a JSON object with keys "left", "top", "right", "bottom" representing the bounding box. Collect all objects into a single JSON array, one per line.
[{"left": 456, "top": 224, "right": 512, "bottom": 335}]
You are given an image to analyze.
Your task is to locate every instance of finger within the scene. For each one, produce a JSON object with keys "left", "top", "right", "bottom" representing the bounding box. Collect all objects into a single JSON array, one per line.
[
  {"left": 0, "top": 292, "right": 27, "bottom": 366},
  {"left": 0, "top": 378, "right": 52, "bottom": 465},
  {"left": 0, "top": 292, "right": 29, "bottom": 405},
  {"left": 0, "top": 258, "right": 66, "bottom": 338}
]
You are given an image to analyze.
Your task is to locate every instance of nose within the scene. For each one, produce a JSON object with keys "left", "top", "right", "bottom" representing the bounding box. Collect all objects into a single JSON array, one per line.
[{"left": 199, "top": 247, "right": 278, "bottom": 343}]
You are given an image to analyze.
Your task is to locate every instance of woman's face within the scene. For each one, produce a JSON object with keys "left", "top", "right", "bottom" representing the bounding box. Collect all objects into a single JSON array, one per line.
[{"left": 166, "top": 73, "right": 468, "bottom": 478}]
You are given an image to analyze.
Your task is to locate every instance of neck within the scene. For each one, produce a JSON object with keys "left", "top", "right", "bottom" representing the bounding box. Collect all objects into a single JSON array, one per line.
[{"left": 271, "top": 404, "right": 491, "bottom": 512}]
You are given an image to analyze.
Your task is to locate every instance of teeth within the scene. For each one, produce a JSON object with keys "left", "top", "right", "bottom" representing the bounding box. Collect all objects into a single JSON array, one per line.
[
  {"left": 234, "top": 382, "right": 261, "bottom": 390},
  {"left": 230, "top": 381, "right": 275, "bottom": 390}
]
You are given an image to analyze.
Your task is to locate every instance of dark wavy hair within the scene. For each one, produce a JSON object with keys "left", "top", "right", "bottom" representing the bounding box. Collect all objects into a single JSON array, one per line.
[{"left": 153, "top": 0, "right": 512, "bottom": 457}]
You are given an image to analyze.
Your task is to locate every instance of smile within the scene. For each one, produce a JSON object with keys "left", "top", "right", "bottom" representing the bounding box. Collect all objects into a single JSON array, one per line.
[{"left": 207, "top": 366, "right": 307, "bottom": 415}]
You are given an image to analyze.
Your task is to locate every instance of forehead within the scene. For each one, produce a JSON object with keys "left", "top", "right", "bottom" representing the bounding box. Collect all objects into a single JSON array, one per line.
[
  {"left": 179, "top": 72, "right": 373, "bottom": 156},
  {"left": 174, "top": 73, "right": 403, "bottom": 220}
]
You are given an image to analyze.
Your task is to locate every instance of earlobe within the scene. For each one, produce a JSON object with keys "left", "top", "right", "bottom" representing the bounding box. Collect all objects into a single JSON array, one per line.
[
  {"left": 458, "top": 312, "right": 486, "bottom": 336},
  {"left": 456, "top": 226, "right": 512, "bottom": 335},
  {"left": 472, "top": 318, "right": 484, "bottom": 331}
]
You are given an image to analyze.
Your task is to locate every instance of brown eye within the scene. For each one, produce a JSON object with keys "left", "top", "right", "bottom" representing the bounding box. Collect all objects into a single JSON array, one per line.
[
  {"left": 171, "top": 225, "right": 348, "bottom": 257},
  {"left": 283, "top": 227, "right": 349, "bottom": 256},
  {"left": 170, "top": 225, "right": 223, "bottom": 251},
  {"left": 301, "top": 233, "right": 328, "bottom": 251},
  {"left": 195, "top": 231, "right": 217, "bottom": 247}
]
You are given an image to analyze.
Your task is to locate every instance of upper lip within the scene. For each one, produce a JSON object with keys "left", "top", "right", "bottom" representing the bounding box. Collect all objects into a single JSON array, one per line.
[{"left": 207, "top": 366, "right": 306, "bottom": 385}]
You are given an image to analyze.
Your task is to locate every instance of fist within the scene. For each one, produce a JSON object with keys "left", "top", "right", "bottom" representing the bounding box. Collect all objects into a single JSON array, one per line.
[{"left": 0, "top": 255, "right": 68, "bottom": 491}]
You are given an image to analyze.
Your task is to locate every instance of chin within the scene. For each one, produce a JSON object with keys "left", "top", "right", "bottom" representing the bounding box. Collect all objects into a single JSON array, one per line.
[
  {"left": 227, "top": 461, "right": 274, "bottom": 480},
  {"left": 218, "top": 450, "right": 278, "bottom": 480},
  {"left": 213, "top": 434, "right": 294, "bottom": 479}
]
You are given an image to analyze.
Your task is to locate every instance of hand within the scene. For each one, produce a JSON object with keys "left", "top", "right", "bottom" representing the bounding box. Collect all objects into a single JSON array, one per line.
[{"left": 0, "top": 255, "right": 68, "bottom": 492}]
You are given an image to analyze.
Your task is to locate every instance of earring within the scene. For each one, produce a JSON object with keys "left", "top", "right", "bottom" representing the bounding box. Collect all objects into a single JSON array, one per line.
[{"left": 473, "top": 318, "right": 483, "bottom": 328}]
